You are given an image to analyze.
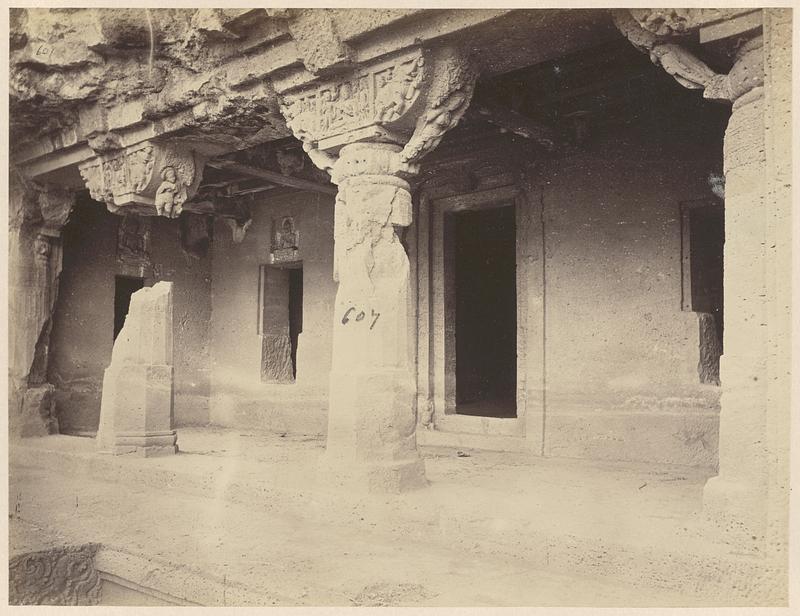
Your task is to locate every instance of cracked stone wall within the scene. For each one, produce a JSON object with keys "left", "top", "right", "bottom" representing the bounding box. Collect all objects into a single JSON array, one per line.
[{"left": 47, "top": 198, "right": 211, "bottom": 434}]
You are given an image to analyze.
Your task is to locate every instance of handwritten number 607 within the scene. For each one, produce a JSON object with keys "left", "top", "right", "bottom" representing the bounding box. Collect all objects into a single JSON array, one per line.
[{"left": 341, "top": 307, "right": 381, "bottom": 330}]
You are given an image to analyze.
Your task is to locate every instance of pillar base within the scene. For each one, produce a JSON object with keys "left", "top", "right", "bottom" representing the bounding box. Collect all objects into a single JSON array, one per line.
[
  {"left": 100, "top": 431, "right": 178, "bottom": 457},
  {"left": 19, "top": 384, "right": 59, "bottom": 437},
  {"left": 703, "top": 475, "right": 767, "bottom": 545},
  {"left": 317, "top": 454, "right": 427, "bottom": 494}
]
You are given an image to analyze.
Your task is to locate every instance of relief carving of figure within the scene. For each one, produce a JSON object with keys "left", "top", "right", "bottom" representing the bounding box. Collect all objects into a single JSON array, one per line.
[
  {"left": 117, "top": 215, "right": 151, "bottom": 265},
  {"left": 374, "top": 57, "right": 425, "bottom": 123},
  {"left": 277, "top": 217, "right": 298, "bottom": 249},
  {"left": 154, "top": 166, "right": 187, "bottom": 218},
  {"left": 34, "top": 234, "right": 52, "bottom": 263}
]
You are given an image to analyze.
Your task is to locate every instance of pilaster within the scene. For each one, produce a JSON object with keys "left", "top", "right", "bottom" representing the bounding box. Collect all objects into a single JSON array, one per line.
[{"left": 8, "top": 172, "right": 75, "bottom": 438}]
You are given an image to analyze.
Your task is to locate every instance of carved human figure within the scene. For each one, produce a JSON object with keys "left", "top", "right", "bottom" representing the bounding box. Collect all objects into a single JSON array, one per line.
[
  {"left": 154, "top": 166, "right": 186, "bottom": 218},
  {"left": 277, "top": 217, "right": 298, "bottom": 249}
]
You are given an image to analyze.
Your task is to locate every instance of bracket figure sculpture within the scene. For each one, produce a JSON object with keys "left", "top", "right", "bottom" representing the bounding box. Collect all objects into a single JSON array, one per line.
[
  {"left": 78, "top": 140, "right": 205, "bottom": 218},
  {"left": 612, "top": 9, "right": 764, "bottom": 104},
  {"left": 278, "top": 45, "right": 477, "bottom": 491}
]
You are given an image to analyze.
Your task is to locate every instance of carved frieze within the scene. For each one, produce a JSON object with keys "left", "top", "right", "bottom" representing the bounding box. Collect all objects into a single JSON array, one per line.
[
  {"left": 280, "top": 46, "right": 476, "bottom": 174},
  {"left": 281, "top": 49, "right": 426, "bottom": 151},
  {"left": 78, "top": 141, "right": 204, "bottom": 217},
  {"left": 628, "top": 8, "right": 758, "bottom": 37},
  {"left": 9, "top": 544, "right": 102, "bottom": 605}
]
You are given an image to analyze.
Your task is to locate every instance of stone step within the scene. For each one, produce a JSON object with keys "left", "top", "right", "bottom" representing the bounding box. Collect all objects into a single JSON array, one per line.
[{"left": 417, "top": 427, "right": 528, "bottom": 452}]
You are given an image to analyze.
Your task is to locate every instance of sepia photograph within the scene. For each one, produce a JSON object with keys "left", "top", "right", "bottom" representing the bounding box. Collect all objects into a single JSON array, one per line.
[{"left": 5, "top": 3, "right": 795, "bottom": 609}]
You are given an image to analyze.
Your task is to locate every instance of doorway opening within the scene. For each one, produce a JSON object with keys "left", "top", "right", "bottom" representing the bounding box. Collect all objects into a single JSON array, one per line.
[
  {"left": 681, "top": 201, "right": 724, "bottom": 385},
  {"left": 114, "top": 275, "right": 145, "bottom": 340},
  {"left": 258, "top": 264, "right": 303, "bottom": 382},
  {"left": 288, "top": 267, "right": 303, "bottom": 379},
  {"left": 452, "top": 205, "right": 517, "bottom": 417}
]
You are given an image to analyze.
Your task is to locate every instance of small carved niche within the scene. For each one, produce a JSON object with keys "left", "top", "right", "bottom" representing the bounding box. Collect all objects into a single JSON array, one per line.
[
  {"left": 179, "top": 214, "right": 214, "bottom": 260},
  {"left": 269, "top": 216, "right": 300, "bottom": 265},
  {"left": 117, "top": 215, "right": 151, "bottom": 266}
]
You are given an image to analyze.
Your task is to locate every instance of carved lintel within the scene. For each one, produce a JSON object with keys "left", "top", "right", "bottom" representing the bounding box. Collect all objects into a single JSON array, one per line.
[
  {"left": 78, "top": 141, "right": 205, "bottom": 218},
  {"left": 629, "top": 8, "right": 761, "bottom": 38},
  {"left": 613, "top": 9, "right": 763, "bottom": 104}
]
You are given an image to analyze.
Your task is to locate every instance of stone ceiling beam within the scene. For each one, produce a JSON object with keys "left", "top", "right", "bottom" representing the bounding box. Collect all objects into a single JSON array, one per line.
[
  {"left": 470, "top": 103, "right": 558, "bottom": 151},
  {"left": 205, "top": 160, "right": 336, "bottom": 196}
]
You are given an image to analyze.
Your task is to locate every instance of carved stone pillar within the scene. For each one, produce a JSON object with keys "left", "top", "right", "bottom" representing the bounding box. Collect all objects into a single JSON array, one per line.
[
  {"left": 8, "top": 171, "right": 74, "bottom": 438},
  {"left": 616, "top": 8, "right": 791, "bottom": 572},
  {"left": 279, "top": 46, "right": 476, "bottom": 491},
  {"left": 324, "top": 142, "right": 423, "bottom": 490},
  {"left": 702, "top": 13, "right": 791, "bottom": 580}
]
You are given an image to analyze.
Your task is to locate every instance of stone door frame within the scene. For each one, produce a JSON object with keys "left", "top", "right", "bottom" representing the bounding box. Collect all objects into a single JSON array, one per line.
[{"left": 415, "top": 183, "right": 544, "bottom": 444}]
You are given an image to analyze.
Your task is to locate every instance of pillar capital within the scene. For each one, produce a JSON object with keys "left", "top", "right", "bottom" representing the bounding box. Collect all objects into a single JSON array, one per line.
[
  {"left": 612, "top": 9, "right": 763, "bottom": 104},
  {"left": 77, "top": 140, "right": 206, "bottom": 218},
  {"left": 331, "top": 142, "right": 419, "bottom": 185},
  {"left": 34, "top": 183, "right": 75, "bottom": 238},
  {"left": 279, "top": 45, "right": 476, "bottom": 171}
]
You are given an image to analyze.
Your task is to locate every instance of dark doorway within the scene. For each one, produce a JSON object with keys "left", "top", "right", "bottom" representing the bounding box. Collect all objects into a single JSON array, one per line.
[
  {"left": 288, "top": 267, "right": 304, "bottom": 379},
  {"left": 688, "top": 205, "right": 724, "bottom": 349},
  {"left": 682, "top": 203, "right": 724, "bottom": 385},
  {"left": 114, "top": 276, "right": 145, "bottom": 340},
  {"left": 453, "top": 205, "right": 517, "bottom": 417}
]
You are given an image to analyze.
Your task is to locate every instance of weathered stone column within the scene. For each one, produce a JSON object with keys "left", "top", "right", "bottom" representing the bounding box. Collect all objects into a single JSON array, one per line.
[
  {"left": 8, "top": 170, "right": 74, "bottom": 438},
  {"left": 615, "top": 8, "right": 792, "bottom": 579},
  {"left": 702, "top": 11, "right": 791, "bottom": 566},
  {"left": 324, "top": 143, "right": 423, "bottom": 490},
  {"left": 279, "top": 47, "right": 475, "bottom": 491}
]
